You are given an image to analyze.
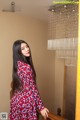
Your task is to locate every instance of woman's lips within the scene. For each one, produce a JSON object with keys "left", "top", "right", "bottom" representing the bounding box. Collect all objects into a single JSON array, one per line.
[{"left": 26, "top": 51, "right": 30, "bottom": 54}]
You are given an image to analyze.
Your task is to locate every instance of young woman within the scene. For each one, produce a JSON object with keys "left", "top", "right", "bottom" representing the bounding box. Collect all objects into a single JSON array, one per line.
[{"left": 9, "top": 40, "right": 49, "bottom": 120}]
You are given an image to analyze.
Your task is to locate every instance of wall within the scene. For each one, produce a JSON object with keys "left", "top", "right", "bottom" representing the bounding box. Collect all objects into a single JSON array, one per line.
[{"left": 0, "top": 12, "right": 55, "bottom": 113}]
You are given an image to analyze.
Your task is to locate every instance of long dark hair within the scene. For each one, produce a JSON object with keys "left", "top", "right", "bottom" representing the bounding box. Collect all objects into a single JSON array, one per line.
[{"left": 12, "top": 40, "right": 36, "bottom": 95}]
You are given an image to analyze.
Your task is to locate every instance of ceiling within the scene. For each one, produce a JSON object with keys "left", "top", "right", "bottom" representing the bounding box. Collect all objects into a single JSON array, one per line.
[{"left": 0, "top": 0, "right": 53, "bottom": 21}]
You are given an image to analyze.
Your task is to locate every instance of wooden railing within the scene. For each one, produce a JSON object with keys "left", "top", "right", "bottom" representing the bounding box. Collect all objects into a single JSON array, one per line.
[{"left": 42, "top": 112, "right": 66, "bottom": 120}]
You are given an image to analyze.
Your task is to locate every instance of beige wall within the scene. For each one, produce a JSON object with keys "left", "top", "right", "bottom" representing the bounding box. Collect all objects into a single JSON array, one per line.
[{"left": 0, "top": 12, "right": 55, "bottom": 113}]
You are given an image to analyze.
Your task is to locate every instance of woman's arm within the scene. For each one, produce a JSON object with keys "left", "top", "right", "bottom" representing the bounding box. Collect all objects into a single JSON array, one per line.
[{"left": 18, "top": 62, "right": 49, "bottom": 119}]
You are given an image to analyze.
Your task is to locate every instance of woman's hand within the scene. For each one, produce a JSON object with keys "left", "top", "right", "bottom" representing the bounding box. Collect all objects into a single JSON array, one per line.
[{"left": 40, "top": 108, "right": 49, "bottom": 119}]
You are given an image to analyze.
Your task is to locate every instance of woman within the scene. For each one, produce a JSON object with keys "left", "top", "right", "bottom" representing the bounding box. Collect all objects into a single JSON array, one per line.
[{"left": 9, "top": 40, "right": 49, "bottom": 120}]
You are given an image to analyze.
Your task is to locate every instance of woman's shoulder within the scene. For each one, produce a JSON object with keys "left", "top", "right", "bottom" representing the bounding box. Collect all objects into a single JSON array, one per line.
[
  {"left": 17, "top": 60, "right": 30, "bottom": 68},
  {"left": 17, "top": 61, "right": 32, "bottom": 73}
]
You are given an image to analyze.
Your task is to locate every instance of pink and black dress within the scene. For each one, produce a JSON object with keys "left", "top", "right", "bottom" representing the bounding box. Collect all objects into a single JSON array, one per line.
[{"left": 9, "top": 61, "right": 44, "bottom": 120}]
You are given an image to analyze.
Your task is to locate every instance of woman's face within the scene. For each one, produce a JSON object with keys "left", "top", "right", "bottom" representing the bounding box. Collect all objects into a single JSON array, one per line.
[{"left": 21, "top": 43, "right": 30, "bottom": 57}]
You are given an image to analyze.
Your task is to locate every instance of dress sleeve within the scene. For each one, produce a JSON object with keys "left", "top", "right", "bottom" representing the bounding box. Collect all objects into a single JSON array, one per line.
[
  {"left": 30, "top": 80, "right": 45, "bottom": 111},
  {"left": 24, "top": 64, "right": 45, "bottom": 111}
]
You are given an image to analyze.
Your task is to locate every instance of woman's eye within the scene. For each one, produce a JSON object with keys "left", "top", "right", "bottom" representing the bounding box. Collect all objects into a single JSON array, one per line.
[
  {"left": 25, "top": 46, "right": 28, "bottom": 49},
  {"left": 21, "top": 48, "right": 24, "bottom": 50},
  {"left": 21, "top": 45, "right": 29, "bottom": 50},
  {"left": 25, "top": 45, "right": 28, "bottom": 48}
]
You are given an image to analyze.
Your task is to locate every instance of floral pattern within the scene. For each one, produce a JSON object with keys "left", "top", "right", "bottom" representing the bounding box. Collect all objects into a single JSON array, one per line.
[{"left": 9, "top": 61, "right": 44, "bottom": 120}]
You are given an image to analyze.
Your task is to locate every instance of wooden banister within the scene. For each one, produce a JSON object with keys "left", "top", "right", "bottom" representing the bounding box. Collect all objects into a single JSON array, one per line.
[{"left": 42, "top": 112, "right": 65, "bottom": 120}]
